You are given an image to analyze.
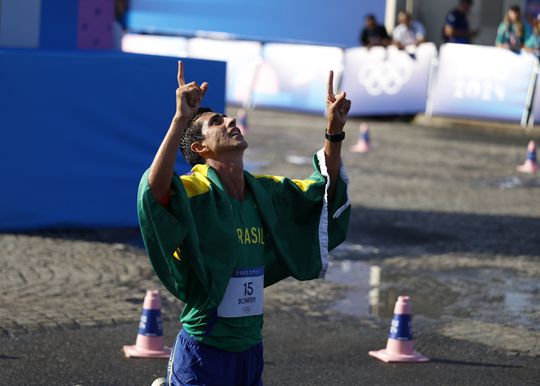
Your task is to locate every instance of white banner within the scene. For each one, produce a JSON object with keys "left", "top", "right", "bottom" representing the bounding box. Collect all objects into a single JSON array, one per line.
[
  {"left": 341, "top": 43, "right": 437, "bottom": 116},
  {"left": 251, "top": 43, "right": 343, "bottom": 113},
  {"left": 429, "top": 44, "right": 537, "bottom": 124}
]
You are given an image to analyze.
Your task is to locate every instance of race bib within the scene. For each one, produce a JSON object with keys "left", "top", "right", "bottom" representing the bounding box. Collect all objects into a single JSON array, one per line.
[{"left": 217, "top": 266, "right": 264, "bottom": 318}]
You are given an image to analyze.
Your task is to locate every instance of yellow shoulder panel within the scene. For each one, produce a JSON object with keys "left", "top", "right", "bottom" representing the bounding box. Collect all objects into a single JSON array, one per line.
[
  {"left": 254, "top": 174, "right": 318, "bottom": 192},
  {"left": 180, "top": 164, "right": 211, "bottom": 198},
  {"left": 291, "top": 179, "right": 318, "bottom": 192}
]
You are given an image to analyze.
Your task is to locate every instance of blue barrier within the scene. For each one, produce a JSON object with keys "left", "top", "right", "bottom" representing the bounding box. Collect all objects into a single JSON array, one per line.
[
  {"left": 0, "top": 50, "right": 225, "bottom": 230},
  {"left": 39, "top": 0, "right": 79, "bottom": 50}
]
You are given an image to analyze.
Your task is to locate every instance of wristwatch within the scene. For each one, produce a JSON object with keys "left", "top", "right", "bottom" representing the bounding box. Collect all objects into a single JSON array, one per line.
[{"left": 325, "top": 129, "right": 345, "bottom": 142}]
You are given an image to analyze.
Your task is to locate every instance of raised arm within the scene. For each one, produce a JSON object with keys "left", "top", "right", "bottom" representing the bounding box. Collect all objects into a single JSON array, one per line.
[
  {"left": 324, "top": 70, "right": 351, "bottom": 203},
  {"left": 148, "top": 61, "right": 208, "bottom": 202}
]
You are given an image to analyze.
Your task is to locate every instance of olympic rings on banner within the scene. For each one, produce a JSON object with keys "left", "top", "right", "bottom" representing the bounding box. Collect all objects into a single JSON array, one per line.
[{"left": 357, "top": 58, "right": 413, "bottom": 96}]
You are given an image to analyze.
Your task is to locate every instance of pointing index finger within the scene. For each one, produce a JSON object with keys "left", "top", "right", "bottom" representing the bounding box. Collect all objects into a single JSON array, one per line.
[
  {"left": 327, "top": 70, "right": 335, "bottom": 99},
  {"left": 177, "top": 61, "right": 185, "bottom": 87}
]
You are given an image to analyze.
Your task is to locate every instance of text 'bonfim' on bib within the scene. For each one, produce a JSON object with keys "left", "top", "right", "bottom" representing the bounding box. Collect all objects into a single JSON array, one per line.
[{"left": 218, "top": 266, "right": 264, "bottom": 318}]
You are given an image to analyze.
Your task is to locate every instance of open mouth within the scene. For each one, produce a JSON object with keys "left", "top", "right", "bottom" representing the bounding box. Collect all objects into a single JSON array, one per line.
[{"left": 229, "top": 128, "right": 242, "bottom": 138}]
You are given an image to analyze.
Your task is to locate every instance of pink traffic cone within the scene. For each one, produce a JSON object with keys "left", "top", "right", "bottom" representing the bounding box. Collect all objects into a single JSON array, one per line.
[
  {"left": 351, "top": 123, "right": 370, "bottom": 153},
  {"left": 237, "top": 108, "right": 249, "bottom": 135},
  {"left": 123, "top": 290, "right": 171, "bottom": 358},
  {"left": 516, "top": 141, "right": 538, "bottom": 174},
  {"left": 369, "top": 296, "right": 429, "bottom": 363}
]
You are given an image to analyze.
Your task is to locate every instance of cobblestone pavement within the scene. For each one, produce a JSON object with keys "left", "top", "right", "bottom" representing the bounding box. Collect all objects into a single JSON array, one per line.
[
  {"left": 1, "top": 108, "right": 540, "bottom": 384},
  {"left": 0, "top": 230, "right": 166, "bottom": 337}
]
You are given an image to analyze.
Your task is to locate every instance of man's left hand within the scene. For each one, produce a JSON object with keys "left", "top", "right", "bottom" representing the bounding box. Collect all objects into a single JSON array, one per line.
[{"left": 326, "top": 70, "right": 351, "bottom": 134}]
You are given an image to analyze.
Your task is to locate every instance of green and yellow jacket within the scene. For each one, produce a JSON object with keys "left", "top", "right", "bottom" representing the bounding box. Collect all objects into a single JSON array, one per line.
[{"left": 137, "top": 149, "right": 350, "bottom": 307}]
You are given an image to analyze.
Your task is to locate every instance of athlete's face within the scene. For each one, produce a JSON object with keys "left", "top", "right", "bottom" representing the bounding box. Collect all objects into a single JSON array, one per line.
[{"left": 193, "top": 112, "right": 248, "bottom": 158}]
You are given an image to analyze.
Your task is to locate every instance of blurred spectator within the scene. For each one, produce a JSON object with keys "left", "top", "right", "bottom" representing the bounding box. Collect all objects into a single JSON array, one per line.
[
  {"left": 443, "top": 0, "right": 478, "bottom": 44},
  {"left": 495, "top": 5, "right": 531, "bottom": 53},
  {"left": 525, "top": 14, "right": 540, "bottom": 59},
  {"left": 392, "top": 11, "right": 427, "bottom": 49},
  {"left": 360, "top": 14, "right": 391, "bottom": 48}
]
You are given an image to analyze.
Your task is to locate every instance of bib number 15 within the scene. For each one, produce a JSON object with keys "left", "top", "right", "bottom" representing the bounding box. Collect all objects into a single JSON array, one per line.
[{"left": 243, "top": 282, "right": 254, "bottom": 296}]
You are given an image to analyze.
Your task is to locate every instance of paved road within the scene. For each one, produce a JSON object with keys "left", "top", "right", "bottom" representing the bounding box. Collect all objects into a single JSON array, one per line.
[{"left": 1, "top": 108, "right": 539, "bottom": 385}]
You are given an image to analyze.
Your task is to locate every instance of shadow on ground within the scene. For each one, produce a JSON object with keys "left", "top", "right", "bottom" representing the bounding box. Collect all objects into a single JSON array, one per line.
[{"left": 344, "top": 207, "right": 540, "bottom": 258}]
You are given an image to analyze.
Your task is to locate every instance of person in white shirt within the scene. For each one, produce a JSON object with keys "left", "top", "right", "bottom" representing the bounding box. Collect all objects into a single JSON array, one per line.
[{"left": 392, "top": 12, "right": 427, "bottom": 49}]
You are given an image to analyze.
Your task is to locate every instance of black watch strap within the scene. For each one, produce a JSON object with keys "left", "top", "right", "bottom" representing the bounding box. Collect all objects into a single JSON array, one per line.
[{"left": 325, "top": 129, "right": 345, "bottom": 142}]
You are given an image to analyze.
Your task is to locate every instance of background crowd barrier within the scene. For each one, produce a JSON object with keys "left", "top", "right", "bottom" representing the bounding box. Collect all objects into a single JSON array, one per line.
[
  {"left": 342, "top": 44, "right": 436, "bottom": 116},
  {"left": 122, "top": 36, "right": 540, "bottom": 125},
  {"left": 0, "top": 51, "right": 225, "bottom": 230},
  {"left": 427, "top": 43, "right": 537, "bottom": 125},
  {"left": 186, "top": 38, "right": 262, "bottom": 106},
  {"left": 251, "top": 44, "right": 343, "bottom": 113}
]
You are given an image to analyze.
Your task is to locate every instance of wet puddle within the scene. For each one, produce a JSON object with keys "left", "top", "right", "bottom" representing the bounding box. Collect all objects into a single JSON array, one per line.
[
  {"left": 476, "top": 176, "right": 540, "bottom": 190},
  {"left": 325, "top": 253, "right": 540, "bottom": 330},
  {"left": 325, "top": 260, "right": 456, "bottom": 319}
]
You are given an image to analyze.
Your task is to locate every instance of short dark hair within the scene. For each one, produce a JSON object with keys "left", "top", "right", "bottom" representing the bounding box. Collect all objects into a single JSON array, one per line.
[
  {"left": 179, "top": 107, "right": 213, "bottom": 166},
  {"left": 459, "top": 0, "right": 473, "bottom": 5}
]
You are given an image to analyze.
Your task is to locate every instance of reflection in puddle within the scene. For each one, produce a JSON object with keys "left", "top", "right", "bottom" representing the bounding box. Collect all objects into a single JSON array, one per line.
[
  {"left": 325, "top": 260, "right": 540, "bottom": 330},
  {"left": 326, "top": 260, "right": 399, "bottom": 318},
  {"left": 326, "top": 260, "right": 461, "bottom": 319}
]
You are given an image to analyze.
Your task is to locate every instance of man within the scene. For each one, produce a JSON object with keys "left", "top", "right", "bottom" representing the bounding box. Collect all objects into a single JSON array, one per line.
[
  {"left": 393, "top": 11, "right": 427, "bottom": 49},
  {"left": 137, "top": 62, "right": 351, "bottom": 385},
  {"left": 360, "top": 14, "right": 391, "bottom": 47},
  {"left": 443, "top": 0, "right": 478, "bottom": 44}
]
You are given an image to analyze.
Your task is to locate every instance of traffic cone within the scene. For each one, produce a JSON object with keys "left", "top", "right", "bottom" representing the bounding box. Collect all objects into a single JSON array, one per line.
[
  {"left": 369, "top": 296, "right": 429, "bottom": 363},
  {"left": 350, "top": 123, "right": 370, "bottom": 153},
  {"left": 237, "top": 108, "right": 249, "bottom": 134},
  {"left": 516, "top": 141, "right": 538, "bottom": 173},
  {"left": 123, "top": 290, "right": 171, "bottom": 358}
]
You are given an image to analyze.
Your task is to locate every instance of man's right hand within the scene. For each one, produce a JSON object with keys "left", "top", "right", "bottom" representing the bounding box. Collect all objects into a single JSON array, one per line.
[
  {"left": 148, "top": 61, "right": 208, "bottom": 202},
  {"left": 175, "top": 61, "right": 209, "bottom": 120}
]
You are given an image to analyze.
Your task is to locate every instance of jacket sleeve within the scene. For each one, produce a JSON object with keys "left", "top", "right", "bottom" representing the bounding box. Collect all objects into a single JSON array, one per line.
[
  {"left": 137, "top": 169, "right": 202, "bottom": 302},
  {"left": 260, "top": 148, "right": 351, "bottom": 285}
]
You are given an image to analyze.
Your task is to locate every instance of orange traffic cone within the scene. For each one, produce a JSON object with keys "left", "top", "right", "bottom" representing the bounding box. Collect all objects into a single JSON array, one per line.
[
  {"left": 123, "top": 290, "right": 171, "bottom": 358},
  {"left": 351, "top": 123, "right": 371, "bottom": 153},
  {"left": 516, "top": 141, "right": 538, "bottom": 174},
  {"left": 369, "top": 296, "right": 429, "bottom": 363}
]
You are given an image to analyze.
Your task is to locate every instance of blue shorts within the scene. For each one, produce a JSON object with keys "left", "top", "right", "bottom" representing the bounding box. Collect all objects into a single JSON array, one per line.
[{"left": 166, "top": 329, "right": 264, "bottom": 386}]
